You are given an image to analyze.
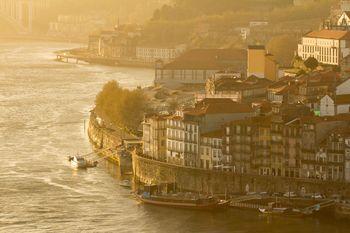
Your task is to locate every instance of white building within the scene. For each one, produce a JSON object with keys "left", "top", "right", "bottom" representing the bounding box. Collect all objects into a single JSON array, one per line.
[
  {"left": 166, "top": 115, "right": 199, "bottom": 167},
  {"left": 320, "top": 78, "right": 350, "bottom": 116},
  {"left": 320, "top": 94, "right": 350, "bottom": 116},
  {"left": 297, "top": 29, "right": 350, "bottom": 66},
  {"left": 136, "top": 44, "right": 186, "bottom": 63},
  {"left": 200, "top": 130, "right": 223, "bottom": 170},
  {"left": 337, "top": 11, "right": 350, "bottom": 26}
]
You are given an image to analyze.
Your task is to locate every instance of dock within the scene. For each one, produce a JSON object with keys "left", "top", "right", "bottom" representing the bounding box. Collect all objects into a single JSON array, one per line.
[{"left": 229, "top": 194, "right": 336, "bottom": 215}]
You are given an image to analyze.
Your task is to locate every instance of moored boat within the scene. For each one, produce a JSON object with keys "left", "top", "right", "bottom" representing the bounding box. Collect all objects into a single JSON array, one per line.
[
  {"left": 335, "top": 202, "right": 350, "bottom": 220},
  {"left": 68, "top": 155, "right": 98, "bottom": 169},
  {"left": 135, "top": 192, "right": 229, "bottom": 210},
  {"left": 119, "top": 180, "right": 132, "bottom": 189}
]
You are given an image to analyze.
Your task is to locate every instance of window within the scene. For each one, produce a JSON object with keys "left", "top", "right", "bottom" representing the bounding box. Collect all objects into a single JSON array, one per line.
[{"left": 236, "top": 126, "right": 241, "bottom": 134}]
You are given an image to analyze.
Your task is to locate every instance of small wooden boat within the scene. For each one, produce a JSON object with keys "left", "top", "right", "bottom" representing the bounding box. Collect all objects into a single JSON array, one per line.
[
  {"left": 259, "top": 201, "right": 316, "bottom": 217},
  {"left": 259, "top": 207, "right": 288, "bottom": 215},
  {"left": 68, "top": 155, "right": 98, "bottom": 169},
  {"left": 135, "top": 192, "right": 229, "bottom": 210},
  {"left": 335, "top": 202, "right": 350, "bottom": 220},
  {"left": 119, "top": 180, "right": 132, "bottom": 189}
]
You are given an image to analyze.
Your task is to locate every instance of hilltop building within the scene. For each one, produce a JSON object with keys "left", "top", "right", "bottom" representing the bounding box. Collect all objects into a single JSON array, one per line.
[{"left": 297, "top": 29, "right": 350, "bottom": 66}]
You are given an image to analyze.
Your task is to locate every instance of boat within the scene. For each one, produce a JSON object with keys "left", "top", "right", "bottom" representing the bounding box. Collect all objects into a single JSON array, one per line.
[
  {"left": 68, "top": 155, "right": 98, "bottom": 169},
  {"left": 259, "top": 207, "right": 289, "bottom": 215},
  {"left": 258, "top": 202, "right": 316, "bottom": 217},
  {"left": 119, "top": 180, "right": 132, "bottom": 189},
  {"left": 135, "top": 192, "right": 229, "bottom": 210},
  {"left": 335, "top": 202, "right": 350, "bottom": 220}
]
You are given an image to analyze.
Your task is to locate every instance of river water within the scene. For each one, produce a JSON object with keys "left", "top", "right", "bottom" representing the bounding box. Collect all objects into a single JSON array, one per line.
[{"left": 0, "top": 41, "right": 348, "bottom": 233}]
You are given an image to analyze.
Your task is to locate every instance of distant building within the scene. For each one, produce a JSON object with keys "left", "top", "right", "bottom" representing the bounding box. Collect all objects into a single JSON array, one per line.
[
  {"left": 88, "top": 34, "right": 100, "bottom": 54},
  {"left": 48, "top": 15, "right": 110, "bottom": 40},
  {"left": 95, "top": 29, "right": 138, "bottom": 58},
  {"left": 196, "top": 72, "right": 272, "bottom": 102},
  {"left": 297, "top": 29, "right": 350, "bottom": 66},
  {"left": 136, "top": 44, "right": 186, "bottom": 63},
  {"left": 247, "top": 45, "right": 279, "bottom": 81},
  {"left": 293, "top": 0, "right": 315, "bottom": 6},
  {"left": 155, "top": 49, "right": 247, "bottom": 87}
]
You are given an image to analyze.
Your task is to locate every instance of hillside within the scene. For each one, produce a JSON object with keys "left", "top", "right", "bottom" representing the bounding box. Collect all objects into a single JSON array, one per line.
[{"left": 139, "top": 0, "right": 334, "bottom": 65}]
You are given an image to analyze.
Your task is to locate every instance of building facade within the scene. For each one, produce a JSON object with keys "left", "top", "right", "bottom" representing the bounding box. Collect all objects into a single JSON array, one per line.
[
  {"left": 142, "top": 114, "right": 168, "bottom": 162},
  {"left": 155, "top": 49, "right": 247, "bottom": 87},
  {"left": 136, "top": 44, "right": 186, "bottom": 63},
  {"left": 297, "top": 29, "right": 350, "bottom": 66}
]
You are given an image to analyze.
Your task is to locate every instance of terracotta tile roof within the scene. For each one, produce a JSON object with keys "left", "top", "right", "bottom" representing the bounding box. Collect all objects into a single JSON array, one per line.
[
  {"left": 248, "top": 45, "right": 265, "bottom": 50},
  {"left": 300, "top": 113, "right": 350, "bottom": 124},
  {"left": 336, "top": 94, "right": 350, "bottom": 105},
  {"left": 201, "top": 130, "right": 223, "bottom": 138},
  {"left": 330, "top": 127, "right": 350, "bottom": 137},
  {"left": 166, "top": 115, "right": 183, "bottom": 121},
  {"left": 162, "top": 49, "right": 247, "bottom": 70},
  {"left": 185, "top": 99, "right": 254, "bottom": 116},
  {"left": 213, "top": 75, "right": 272, "bottom": 92},
  {"left": 227, "top": 116, "right": 271, "bottom": 126},
  {"left": 304, "top": 29, "right": 350, "bottom": 40}
]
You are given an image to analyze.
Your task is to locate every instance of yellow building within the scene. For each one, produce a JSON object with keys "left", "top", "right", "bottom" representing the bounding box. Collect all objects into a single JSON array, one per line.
[
  {"left": 264, "top": 54, "right": 279, "bottom": 82},
  {"left": 247, "top": 45, "right": 279, "bottom": 81}
]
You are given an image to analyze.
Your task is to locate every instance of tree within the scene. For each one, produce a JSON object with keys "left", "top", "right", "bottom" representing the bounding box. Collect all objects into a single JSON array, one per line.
[{"left": 95, "top": 80, "right": 148, "bottom": 132}]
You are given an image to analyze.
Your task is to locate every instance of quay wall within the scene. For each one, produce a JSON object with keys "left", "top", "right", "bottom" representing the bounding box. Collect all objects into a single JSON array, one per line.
[
  {"left": 88, "top": 113, "right": 122, "bottom": 165},
  {"left": 88, "top": 113, "right": 350, "bottom": 197},
  {"left": 133, "top": 154, "right": 350, "bottom": 198}
]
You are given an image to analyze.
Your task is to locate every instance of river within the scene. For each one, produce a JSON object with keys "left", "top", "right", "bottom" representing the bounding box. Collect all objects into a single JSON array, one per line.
[{"left": 0, "top": 41, "right": 348, "bottom": 233}]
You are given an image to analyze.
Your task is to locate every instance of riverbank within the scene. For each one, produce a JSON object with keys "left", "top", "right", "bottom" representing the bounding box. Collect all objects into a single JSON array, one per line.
[
  {"left": 87, "top": 111, "right": 350, "bottom": 198},
  {"left": 55, "top": 48, "right": 156, "bottom": 68},
  {"left": 88, "top": 111, "right": 136, "bottom": 173},
  {"left": 87, "top": 112, "right": 350, "bottom": 220},
  {"left": 0, "top": 34, "right": 86, "bottom": 44}
]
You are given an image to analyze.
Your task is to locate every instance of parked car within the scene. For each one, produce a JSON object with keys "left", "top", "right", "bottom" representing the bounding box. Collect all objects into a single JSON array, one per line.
[{"left": 283, "top": 192, "right": 297, "bottom": 198}]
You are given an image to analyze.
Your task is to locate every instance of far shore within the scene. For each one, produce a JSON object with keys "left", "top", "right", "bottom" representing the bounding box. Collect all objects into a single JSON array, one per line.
[{"left": 0, "top": 34, "right": 86, "bottom": 44}]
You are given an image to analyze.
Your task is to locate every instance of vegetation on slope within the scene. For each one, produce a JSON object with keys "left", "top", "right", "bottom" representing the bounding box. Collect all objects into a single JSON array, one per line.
[
  {"left": 141, "top": 0, "right": 333, "bottom": 47},
  {"left": 95, "top": 81, "right": 148, "bottom": 132}
]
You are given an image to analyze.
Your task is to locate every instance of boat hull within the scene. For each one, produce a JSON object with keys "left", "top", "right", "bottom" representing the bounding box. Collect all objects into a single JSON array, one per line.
[
  {"left": 135, "top": 195, "right": 229, "bottom": 210},
  {"left": 335, "top": 204, "right": 350, "bottom": 220}
]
